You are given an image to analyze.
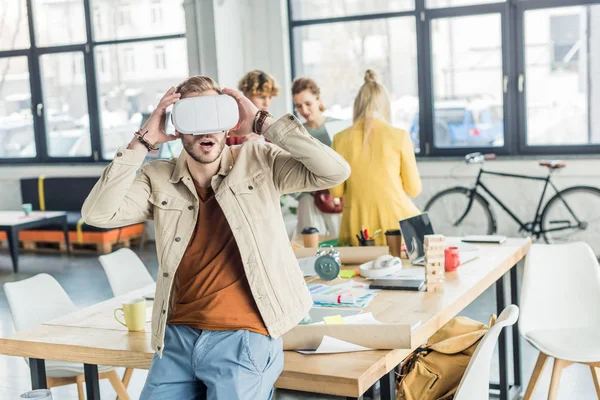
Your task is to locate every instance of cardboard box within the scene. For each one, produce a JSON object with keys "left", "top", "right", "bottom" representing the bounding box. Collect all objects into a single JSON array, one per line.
[{"left": 283, "top": 323, "right": 412, "bottom": 350}]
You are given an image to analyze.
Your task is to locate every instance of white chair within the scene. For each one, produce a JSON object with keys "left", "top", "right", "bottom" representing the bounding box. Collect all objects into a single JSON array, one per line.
[
  {"left": 4, "top": 273, "right": 131, "bottom": 400},
  {"left": 454, "top": 305, "right": 519, "bottom": 400},
  {"left": 98, "top": 248, "right": 155, "bottom": 391},
  {"left": 98, "top": 248, "right": 154, "bottom": 296},
  {"left": 520, "top": 243, "right": 600, "bottom": 400}
]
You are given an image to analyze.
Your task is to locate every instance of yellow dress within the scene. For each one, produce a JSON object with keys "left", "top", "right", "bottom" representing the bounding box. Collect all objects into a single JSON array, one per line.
[{"left": 330, "top": 118, "right": 422, "bottom": 246}]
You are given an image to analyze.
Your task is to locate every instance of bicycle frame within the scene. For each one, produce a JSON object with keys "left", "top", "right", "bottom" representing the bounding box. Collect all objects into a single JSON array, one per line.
[{"left": 467, "top": 168, "right": 579, "bottom": 237}]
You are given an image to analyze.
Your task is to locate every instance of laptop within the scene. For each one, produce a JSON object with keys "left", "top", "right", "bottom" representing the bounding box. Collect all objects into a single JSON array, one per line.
[{"left": 399, "top": 213, "right": 479, "bottom": 266}]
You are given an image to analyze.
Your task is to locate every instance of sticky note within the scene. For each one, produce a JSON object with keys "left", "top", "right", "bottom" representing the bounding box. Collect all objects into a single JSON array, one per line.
[
  {"left": 339, "top": 269, "right": 358, "bottom": 279},
  {"left": 323, "top": 315, "right": 346, "bottom": 325}
]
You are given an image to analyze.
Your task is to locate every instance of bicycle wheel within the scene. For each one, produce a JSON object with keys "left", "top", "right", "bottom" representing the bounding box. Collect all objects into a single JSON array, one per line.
[
  {"left": 425, "top": 187, "right": 496, "bottom": 237},
  {"left": 541, "top": 186, "right": 600, "bottom": 257}
]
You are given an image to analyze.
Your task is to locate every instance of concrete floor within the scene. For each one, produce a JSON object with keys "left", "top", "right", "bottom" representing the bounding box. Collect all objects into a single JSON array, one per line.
[{"left": 0, "top": 245, "right": 595, "bottom": 399}]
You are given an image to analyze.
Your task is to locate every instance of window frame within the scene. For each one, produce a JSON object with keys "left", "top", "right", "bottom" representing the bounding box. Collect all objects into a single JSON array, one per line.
[
  {"left": 0, "top": 0, "right": 185, "bottom": 165},
  {"left": 287, "top": 0, "right": 600, "bottom": 157}
]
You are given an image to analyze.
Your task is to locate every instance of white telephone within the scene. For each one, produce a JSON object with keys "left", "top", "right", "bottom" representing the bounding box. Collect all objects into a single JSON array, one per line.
[
  {"left": 359, "top": 254, "right": 403, "bottom": 279},
  {"left": 374, "top": 254, "right": 401, "bottom": 269}
]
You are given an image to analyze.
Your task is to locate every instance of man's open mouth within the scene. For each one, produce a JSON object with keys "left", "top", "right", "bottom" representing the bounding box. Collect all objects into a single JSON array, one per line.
[{"left": 198, "top": 138, "right": 215, "bottom": 150}]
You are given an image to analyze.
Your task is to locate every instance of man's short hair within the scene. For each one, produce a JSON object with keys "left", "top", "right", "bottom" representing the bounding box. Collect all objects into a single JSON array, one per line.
[{"left": 176, "top": 76, "right": 222, "bottom": 98}]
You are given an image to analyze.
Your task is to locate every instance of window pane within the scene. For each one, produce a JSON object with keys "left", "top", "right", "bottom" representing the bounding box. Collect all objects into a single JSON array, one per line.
[
  {"left": 431, "top": 14, "right": 504, "bottom": 148},
  {"left": 525, "top": 6, "right": 600, "bottom": 146},
  {"left": 40, "top": 52, "right": 91, "bottom": 158},
  {"left": 92, "top": 0, "right": 185, "bottom": 41},
  {"left": 95, "top": 38, "right": 189, "bottom": 159},
  {"left": 0, "top": 0, "right": 30, "bottom": 50},
  {"left": 292, "top": 17, "right": 420, "bottom": 151},
  {"left": 33, "top": 0, "right": 86, "bottom": 46},
  {"left": 426, "top": 0, "right": 504, "bottom": 8},
  {"left": 290, "top": 0, "right": 414, "bottom": 20},
  {"left": 0, "top": 57, "right": 35, "bottom": 158}
]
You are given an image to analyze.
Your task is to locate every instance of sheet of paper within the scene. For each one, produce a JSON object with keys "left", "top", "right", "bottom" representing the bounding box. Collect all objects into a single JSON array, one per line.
[
  {"left": 323, "top": 315, "right": 346, "bottom": 324},
  {"left": 312, "top": 312, "right": 380, "bottom": 325},
  {"left": 411, "top": 320, "right": 423, "bottom": 332},
  {"left": 367, "top": 268, "right": 426, "bottom": 280},
  {"left": 298, "top": 256, "right": 318, "bottom": 276},
  {"left": 296, "top": 335, "right": 373, "bottom": 354},
  {"left": 308, "top": 281, "right": 378, "bottom": 308},
  {"left": 342, "top": 312, "right": 381, "bottom": 324}
]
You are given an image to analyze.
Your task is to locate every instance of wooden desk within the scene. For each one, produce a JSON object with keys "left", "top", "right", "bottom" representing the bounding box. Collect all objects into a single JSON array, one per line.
[
  {"left": 280, "top": 238, "right": 530, "bottom": 399},
  {"left": 0, "top": 238, "right": 530, "bottom": 400}
]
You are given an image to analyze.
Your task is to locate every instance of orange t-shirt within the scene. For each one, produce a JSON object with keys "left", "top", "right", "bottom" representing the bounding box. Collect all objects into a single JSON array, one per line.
[{"left": 168, "top": 181, "right": 267, "bottom": 335}]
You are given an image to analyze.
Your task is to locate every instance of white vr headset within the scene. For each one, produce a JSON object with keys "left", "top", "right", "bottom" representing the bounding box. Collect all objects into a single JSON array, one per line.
[{"left": 171, "top": 95, "right": 239, "bottom": 135}]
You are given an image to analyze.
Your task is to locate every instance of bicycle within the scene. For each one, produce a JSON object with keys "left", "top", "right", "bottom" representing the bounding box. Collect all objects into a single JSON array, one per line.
[{"left": 424, "top": 152, "right": 600, "bottom": 257}]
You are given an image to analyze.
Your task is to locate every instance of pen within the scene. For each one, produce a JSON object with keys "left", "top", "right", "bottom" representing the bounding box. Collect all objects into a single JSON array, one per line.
[{"left": 364, "top": 229, "right": 369, "bottom": 240}]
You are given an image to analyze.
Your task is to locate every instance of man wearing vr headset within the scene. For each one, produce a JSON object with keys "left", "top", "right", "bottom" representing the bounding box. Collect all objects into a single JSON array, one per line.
[{"left": 82, "top": 76, "right": 350, "bottom": 400}]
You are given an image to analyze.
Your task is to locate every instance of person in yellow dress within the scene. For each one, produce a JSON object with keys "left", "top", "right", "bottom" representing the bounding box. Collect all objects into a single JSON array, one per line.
[{"left": 330, "top": 70, "right": 422, "bottom": 246}]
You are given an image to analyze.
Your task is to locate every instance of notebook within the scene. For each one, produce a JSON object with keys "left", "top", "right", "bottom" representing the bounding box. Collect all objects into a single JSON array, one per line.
[
  {"left": 462, "top": 235, "right": 507, "bottom": 244},
  {"left": 369, "top": 278, "right": 425, "bottom": 291}
]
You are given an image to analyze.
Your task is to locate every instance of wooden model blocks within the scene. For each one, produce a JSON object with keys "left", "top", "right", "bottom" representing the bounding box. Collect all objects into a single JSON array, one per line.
[{"left": 424, "top": 234, "right": 446, "bottom": 292}]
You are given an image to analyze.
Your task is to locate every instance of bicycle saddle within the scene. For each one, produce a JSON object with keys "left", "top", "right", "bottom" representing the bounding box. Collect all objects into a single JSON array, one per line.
[{"left": 539, "top": 160, "right": 566, "bottom": 169}]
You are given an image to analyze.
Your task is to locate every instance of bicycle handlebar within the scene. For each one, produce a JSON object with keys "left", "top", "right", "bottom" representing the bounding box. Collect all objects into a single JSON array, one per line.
[{"left": 465, "top": 152, "right": 497, "bottom": 164}]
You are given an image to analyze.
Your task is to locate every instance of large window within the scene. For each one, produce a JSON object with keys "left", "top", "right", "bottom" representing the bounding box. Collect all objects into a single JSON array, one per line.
[
  {"left": 524, "top": 5, "right": 600, "bottom": 147},
  {"left": 290, "top": 0, "right": 415, "bottom": 20},
  {"left": 0, "top": 57, "right": 34, "bottom": 158},
  {"left": 0, "top": 0, "right": 187, "bottom": 163},
  {"left": 292, "top": 16, "right": 419, "bottom": 142},
  {"left": 431, "top": 14, "right": 504, "bottom": 149},
  {"left": 40, "top": 52, "right": 91, "bottom": 158},
  {"left": 0, "top": 0, "right": 30, "bottom": 51},
  {"left": 95, "top": 39, "right": 188, "bottom": 159},
  {"left": 289, "top": 0, "right": 600, "bottom": 156}
]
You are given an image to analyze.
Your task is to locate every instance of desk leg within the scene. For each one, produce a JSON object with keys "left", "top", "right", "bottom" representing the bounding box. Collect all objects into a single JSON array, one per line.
[
  {"left": 380, "top": 369, "right": 395, "bottom": 400},
  {"left": 62, "top": 217, "right": 71, "bottom": 256},
  {"left": 7, "top": 228, "right": 19, "bottom": 273},
  {"left": 30, "top": 358, "right": 47, "bottom": 389},
  {"left": 510, "top": 266, "right": 522, "bottom": 388},
  {"left": 84, "top": 364, "right": 101, "bottom": 400},
  {"left": 345, "top": 397, "right": 363, "bottom": 400},
  {"left": 496, "top": 274, "right": 509, "bottom": 400}
]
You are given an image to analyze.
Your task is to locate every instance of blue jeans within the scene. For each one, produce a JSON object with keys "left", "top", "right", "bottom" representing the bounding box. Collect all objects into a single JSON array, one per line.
[{"left": 140, "top": 324, "right": 284, "bottom": 400}]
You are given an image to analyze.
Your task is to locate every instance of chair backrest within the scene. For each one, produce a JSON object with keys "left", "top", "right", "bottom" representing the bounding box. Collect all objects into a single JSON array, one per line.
[
  {"left": 98, "top": 248, "right": 154, "bottom": 296},
  {"left": 454, "top": 305, "right": 519, "bottom": 400},
  {"left": 20, "top": 177, "right": 99, "bottom": 212},
  {"left": 519, "top": 242, "right": 600, "bottom": 337},
  {"left": 4, "top": 273, "right": 76, "bottom": 332}
]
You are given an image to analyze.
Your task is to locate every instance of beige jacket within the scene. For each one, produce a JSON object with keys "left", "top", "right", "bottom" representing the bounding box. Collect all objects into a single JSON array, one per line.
[{"left": 82, "top": 114, "right": 350, "bottom": 356}]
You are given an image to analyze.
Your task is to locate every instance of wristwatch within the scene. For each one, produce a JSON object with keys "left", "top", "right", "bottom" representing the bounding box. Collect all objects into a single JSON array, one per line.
[{"left": 253, "top": 110, "right": 272, "bottom": 134}]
